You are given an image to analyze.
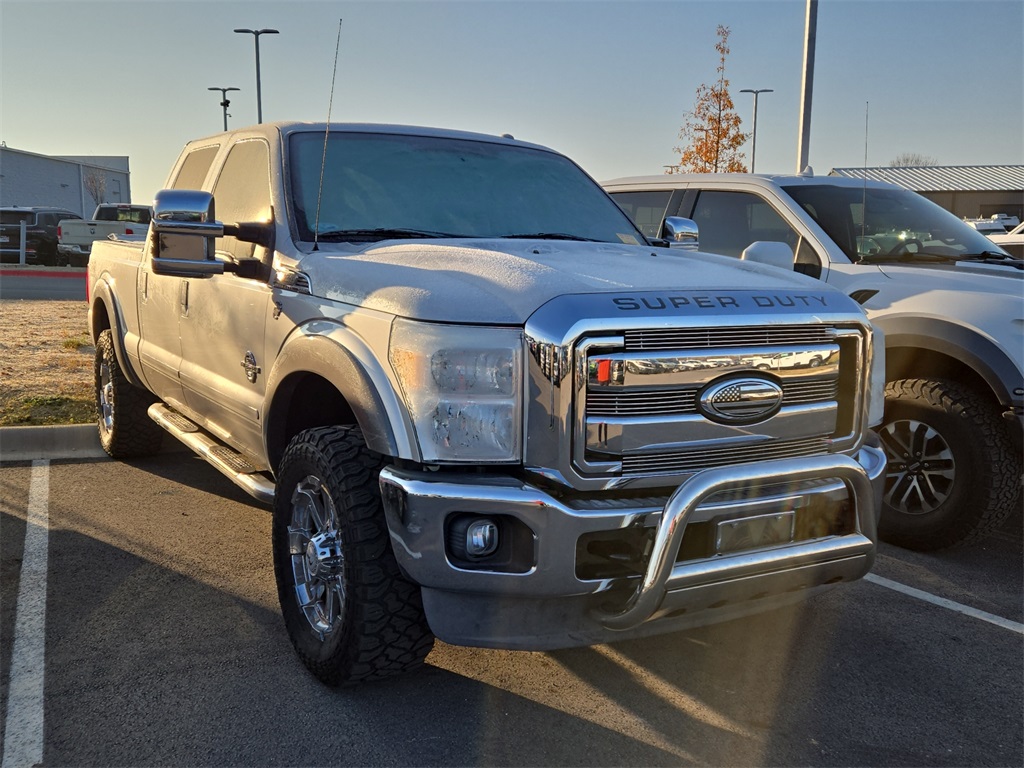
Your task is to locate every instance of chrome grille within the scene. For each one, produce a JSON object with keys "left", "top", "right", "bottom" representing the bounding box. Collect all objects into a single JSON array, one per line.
[
  {"left": 624, "top": 325, "right": 833, "bottom": 351},
  {"left": 620, "top": 437, "right": 830, "bottom": 476},
  {"left": 587, "top": 379, "right": 837, "bottom": 416}
]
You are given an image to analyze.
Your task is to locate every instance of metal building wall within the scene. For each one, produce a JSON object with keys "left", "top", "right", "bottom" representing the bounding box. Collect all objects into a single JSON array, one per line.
[{"left": 0, "top": 146, "right": 131, "bottom": 217}]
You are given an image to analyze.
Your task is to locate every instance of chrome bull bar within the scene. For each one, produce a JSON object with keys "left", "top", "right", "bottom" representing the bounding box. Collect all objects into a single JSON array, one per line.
[{"left": 593, "top": 453, "right": 877, "bottom": 631}]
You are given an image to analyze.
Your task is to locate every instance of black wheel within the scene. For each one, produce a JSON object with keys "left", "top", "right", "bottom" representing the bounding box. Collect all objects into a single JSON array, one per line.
[
  {"left": 272, "top": 426, "right": 434, "bottom": 685},
  {"left": 36, "top": 241, "right": 63, "bottom": 266},
  {"left": 94, "top": 329, "right": 164, "bottom": 458},
  {"left": 877, "top": 378, "right": 1021, "bottom": 550}
]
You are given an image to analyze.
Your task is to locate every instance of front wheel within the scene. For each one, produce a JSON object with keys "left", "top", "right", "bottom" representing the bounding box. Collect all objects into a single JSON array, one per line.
[
  {"left": 272, "top": 426, "right": 434, "bottom": 685},
  {"left": 94, "top": 329, "right": 164, "bottom": 458},
  {"left": 877, "top": 378, "right": 1021, "bottom": 550}
]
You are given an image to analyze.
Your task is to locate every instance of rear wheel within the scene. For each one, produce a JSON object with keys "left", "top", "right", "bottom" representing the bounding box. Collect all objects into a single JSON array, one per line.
[
  {"left": 878, "top": 378, "right": 1021, "bottom": 550},
  {"left": 272, "top": 426, "right": 434, "bottom": 685},
  {"left": 94, "top": 329, "right": 164, "bottom": 458}
]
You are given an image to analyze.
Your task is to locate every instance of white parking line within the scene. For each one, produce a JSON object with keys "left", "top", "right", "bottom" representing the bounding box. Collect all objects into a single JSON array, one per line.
[
  {"left": 2, "top": 460, "right": 49, "bottom": 768},
  {"left": 865, "top": 573, "right": 1024, "bottom": 634}
]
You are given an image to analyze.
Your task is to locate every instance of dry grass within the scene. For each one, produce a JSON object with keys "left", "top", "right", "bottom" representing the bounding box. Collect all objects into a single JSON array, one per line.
[{"left": 0, "top": 300, "right": 96, "bottom": 426}]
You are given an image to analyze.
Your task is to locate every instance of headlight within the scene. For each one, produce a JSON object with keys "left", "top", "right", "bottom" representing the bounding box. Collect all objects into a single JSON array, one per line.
[
  {"left": 867, "top": 324, "right": 886, "bottom": 427},
  {"left": 390, "top": 319, "right": 523, "bottom": 463}
]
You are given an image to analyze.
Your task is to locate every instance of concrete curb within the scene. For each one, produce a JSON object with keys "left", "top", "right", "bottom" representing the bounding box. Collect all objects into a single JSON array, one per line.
[{"left": 0, "top": 425, "right": 107, "bottom": 461}]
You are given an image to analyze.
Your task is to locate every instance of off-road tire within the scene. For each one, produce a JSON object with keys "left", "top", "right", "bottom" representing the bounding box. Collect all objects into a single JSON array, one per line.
[
  {"left": 878, "top": 377, "right": 1021, "bottom": 550},
  {"left": 272, "top": 426, "right": 434, "bottom": 686},
  {"left": 94, "top": 329, "right": 164, "bottom": 458}
]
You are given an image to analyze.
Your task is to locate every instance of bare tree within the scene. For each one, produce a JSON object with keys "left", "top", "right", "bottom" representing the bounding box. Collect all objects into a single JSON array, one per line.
[
  {"left": 83, "top": 169, "right": 107, "bottom": 206},
  {"left": 668, "top": 25, "right": 747, "bottom": 174},
  {"left": 889, "top": 153, "right": 938, "bottom": 167}
]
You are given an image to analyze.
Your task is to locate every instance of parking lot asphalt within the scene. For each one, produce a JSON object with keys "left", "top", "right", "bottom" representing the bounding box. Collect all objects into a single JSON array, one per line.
[
  {"left": 0, "top": 266, "right": 87, "bottom": 300},
  {"left": 1, "top": 450, "right": 1020, "bottom": 767}
]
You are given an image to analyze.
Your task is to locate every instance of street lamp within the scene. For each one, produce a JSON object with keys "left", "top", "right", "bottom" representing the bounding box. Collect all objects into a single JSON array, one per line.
[
  {"left": 234, "top": 28, "right": 279, "bottom": 124},
  {"left": 740, "top": 88, "right": 773, "bottom": 173},
  {"left": 208, "top": 86, "right": 240, "bottom": 132}
]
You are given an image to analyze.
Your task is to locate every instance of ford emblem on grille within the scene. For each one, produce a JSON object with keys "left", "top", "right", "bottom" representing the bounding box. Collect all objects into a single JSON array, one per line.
[{"left": 699, "top": 377, "right": 784, "bottom": 424}]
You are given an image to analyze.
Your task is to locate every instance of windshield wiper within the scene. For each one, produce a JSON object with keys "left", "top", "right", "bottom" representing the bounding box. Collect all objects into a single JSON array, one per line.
[
  {"left": 955, "top": 251, "right": 1023, "bottom": 267},
  {"left": 858, "top": 249, "right": 958, "bottom": 264},
  {"left": 314, "top": 227, "right": 468, "bottom": 242},
  {"left": 500, "top": 232, "right": 601, "bottom": 242},
  {"left": 957, "top": 250, "right": 1018, "bottom": 261}
]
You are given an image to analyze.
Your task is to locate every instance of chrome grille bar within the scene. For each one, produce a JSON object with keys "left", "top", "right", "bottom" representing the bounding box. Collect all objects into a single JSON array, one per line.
[
  {"left": 624, "top": 325, "right": 833, "bottom": 350},
  {"left": 588, "top": 380, "right": 838, "bottom": 416},
  {"left": 620, "top": 437, "right": 830, "bottom": 475}
]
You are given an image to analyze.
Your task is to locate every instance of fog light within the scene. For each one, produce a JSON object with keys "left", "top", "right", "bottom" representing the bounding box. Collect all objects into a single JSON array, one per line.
[{"left": 466, "top": 519, "right": 499, "bottom": 557}]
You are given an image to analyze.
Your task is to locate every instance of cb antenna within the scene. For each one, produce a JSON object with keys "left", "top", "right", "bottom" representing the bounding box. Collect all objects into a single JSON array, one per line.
[{"left": 313, "top": 18, "right": 343, "bottom": 252}]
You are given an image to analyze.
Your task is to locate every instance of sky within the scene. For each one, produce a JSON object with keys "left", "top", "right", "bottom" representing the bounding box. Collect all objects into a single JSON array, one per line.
[{"left": 1, "top": 0, "right": 1022, "bottom": 204}]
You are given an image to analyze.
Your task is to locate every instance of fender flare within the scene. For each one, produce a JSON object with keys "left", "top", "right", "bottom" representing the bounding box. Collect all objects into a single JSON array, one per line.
[
  {"left": 89, "top": 276, "right": 147, "bottom": 389},
  {"left": 263, "top": 322, "right": 417, "bottom": 462},
  {"left": 876, "top": 315, "right": 1023, "bottom": 408}
]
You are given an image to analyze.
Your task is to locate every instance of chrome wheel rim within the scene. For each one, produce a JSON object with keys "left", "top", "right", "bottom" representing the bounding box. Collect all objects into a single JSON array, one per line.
[
  {"left": 98, "top": 361, "right": 115, "bottom": 435},
  {"left": 879, "top": 418, "right": 955, "bottom": 515},
  {"left": 288, "top": 475, "right": 345, "bottom": 639}
]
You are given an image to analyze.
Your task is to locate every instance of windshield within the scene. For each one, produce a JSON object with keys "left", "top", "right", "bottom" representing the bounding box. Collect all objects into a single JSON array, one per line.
[
  {"left": 782, "top": 184, "right": 1013, "bottom": 262},
  {"left": 0, "top": 211, "right": 35, "bottom": 225},
  {"left": 96, "top": 207, "right": 152, "bottom": 224},
  {"left": 288, "top": 131, "right": 644, "bottom": 244}
]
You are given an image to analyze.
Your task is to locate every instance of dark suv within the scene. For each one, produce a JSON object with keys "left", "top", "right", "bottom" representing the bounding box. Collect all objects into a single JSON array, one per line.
[{"left": 1, "top": 206, "right": 82, "bottom": 266}]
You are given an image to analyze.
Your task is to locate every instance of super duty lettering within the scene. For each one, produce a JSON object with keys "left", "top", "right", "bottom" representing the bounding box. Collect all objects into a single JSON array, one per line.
[{"left": 612, "top": 293, "right": 829, "bottom": 312}]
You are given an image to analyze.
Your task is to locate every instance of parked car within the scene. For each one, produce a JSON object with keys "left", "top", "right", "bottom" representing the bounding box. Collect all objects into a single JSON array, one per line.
[
  {"left": 86, "top": 122, "right": 886, "bottom": 685},
  {"left": 964, "top": 217, "right": 1012, "bottom": 236},
  {"left": 1, "top": 206, "right": 83, "bottom": 266},
  {"left": 986, "top": 221, "right": 1024, "bottom": 259},
  {"left": 58, "top": 204, "right": 153, "bottom": 267},
  {"left": 603, "top": 172, "right": 1023, "bottom": 551}
]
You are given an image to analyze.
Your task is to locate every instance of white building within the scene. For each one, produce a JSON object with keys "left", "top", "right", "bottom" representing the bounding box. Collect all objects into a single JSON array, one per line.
[
  {"left": 829, "top": 165, "right": 1024, "bottom": 221},
  {"left": 0, "top": 144, "right": 132, "bottom": 217}
]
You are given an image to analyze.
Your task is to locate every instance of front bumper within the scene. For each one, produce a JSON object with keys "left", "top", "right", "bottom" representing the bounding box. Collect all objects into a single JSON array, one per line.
[{"left": 379, "top": 445, "right": 886, "bottom": 650}]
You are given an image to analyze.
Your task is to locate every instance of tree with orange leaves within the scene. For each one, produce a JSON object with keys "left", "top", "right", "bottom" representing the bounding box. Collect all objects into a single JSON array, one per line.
[{"left": 668, "top": 25, "right": 748, "bottom": 174}]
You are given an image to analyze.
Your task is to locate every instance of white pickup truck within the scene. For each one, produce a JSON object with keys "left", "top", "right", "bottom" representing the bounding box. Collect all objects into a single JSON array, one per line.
[
  {"left": 87, "top": 123, "right": 886, "bottom": 685},
  {"left": 604, "top": 173, "right": 1024, "bottom": 550},
  {"left": 58, "top": 203, "right": 152, "bottom": 266}
]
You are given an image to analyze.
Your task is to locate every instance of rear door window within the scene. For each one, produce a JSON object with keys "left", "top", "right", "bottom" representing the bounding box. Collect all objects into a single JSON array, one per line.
[
  {"left": 609, "top": 190, "right": 675, "bottom": 239},
  {"left": 170, "top": 145, "right": 220, "bottom": 190}
]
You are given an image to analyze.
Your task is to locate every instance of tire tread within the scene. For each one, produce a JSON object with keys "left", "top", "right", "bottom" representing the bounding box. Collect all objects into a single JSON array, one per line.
[
  {"left": 274, "top": 426, "right": 434, "bottom": 685},
  {"left": 880, "top": 377, "right": 1020, "bottom": 549}
]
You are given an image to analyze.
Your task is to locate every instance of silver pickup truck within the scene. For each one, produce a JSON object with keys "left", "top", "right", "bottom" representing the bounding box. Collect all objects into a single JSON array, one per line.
[{"left": 87, "top": 122, "right": 886, "bottom": 685}]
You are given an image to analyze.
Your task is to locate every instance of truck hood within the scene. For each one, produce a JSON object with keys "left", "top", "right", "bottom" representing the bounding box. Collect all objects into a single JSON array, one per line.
[
  {"left": 876, "top": 260, "right": 1023, "bottom": 293},
  {"left": 300, "top": 240, "right": 836, "bottom": 324}
]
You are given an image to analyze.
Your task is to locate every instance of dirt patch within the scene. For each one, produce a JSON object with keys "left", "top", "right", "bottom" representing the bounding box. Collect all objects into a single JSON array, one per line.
[{"left": 0, "top": 300, "right": 95, "bottom": 425}]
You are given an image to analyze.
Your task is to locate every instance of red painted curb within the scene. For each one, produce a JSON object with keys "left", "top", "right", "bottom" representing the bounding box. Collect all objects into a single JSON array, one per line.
[{"left": 0, "top": 270, "right": 87, "bottom": 279}]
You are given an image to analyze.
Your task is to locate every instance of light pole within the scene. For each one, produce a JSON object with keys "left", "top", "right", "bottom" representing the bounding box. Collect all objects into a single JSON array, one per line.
[
  {"left": 208, "top": 86, "right": 240, "bottom": 132},
  {"left": 740, "top": 88, "right": 773, "bottom": 173},
  {"left": 234, "top": 28, "right": 279, "bottom": 124}
]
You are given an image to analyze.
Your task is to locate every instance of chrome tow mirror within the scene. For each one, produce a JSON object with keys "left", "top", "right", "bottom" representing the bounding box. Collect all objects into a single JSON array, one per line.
[{"left": 663, "top": 217, "right": 699, "bottom": 250}]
